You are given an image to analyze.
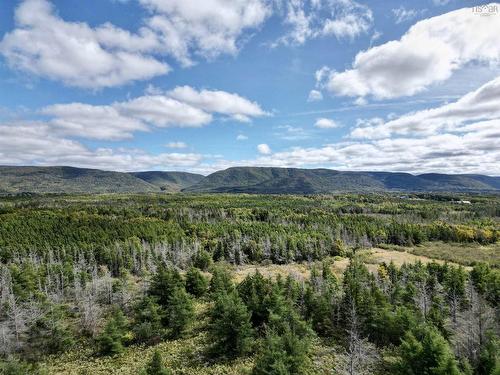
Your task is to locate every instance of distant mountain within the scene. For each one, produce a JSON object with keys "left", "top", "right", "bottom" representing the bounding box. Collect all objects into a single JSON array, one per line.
[
  {"left": 130, "top": 171, "right": 204, "bottom": 192},
  {"left": 184, "top": 167, "right": 500, "bottom": 194},
  {"left": 0, "top": 166, "right": 160, "bottom": 194},
  {"left": 1, "top": 166, "right": 499, "bottom": 194}
]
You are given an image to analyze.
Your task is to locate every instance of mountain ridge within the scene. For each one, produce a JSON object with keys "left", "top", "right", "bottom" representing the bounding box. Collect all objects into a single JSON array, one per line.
[
  {"left": 183, "top": 167, "right": 500, "bottom": 194},
  {"left": 0, "top": 165, "right": 499, "bottom": 194}
]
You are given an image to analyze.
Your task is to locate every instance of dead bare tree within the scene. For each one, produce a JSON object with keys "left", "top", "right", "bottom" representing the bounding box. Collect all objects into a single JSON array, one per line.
[
  {"left": 451, "top": 280, "right": 496, "bottom": 365},
  {"left": 337, "top": 298, "right": 379, "bottom": 375}
]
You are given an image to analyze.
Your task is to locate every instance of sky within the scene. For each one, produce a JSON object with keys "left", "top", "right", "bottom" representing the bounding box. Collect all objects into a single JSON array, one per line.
[{"left": 0, "top": 0, "right": 499, "bottom": 175}]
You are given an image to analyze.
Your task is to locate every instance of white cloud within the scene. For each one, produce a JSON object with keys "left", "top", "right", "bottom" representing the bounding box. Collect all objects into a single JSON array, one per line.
[
  {"left": 166, "top": 141, "right": 187, "bottom": 149},
  {"left": 117, "top": 95, "right": 212, "bottom": 127},
  {"left": 0, "top": 122, "right": 203, "bottom": 171},
  {"left": 141, "top": 0, "right": 272, "bottom": 66},
  {"left": 41, "top": 86, "right": 265, "bottom": 140},
  {"left": 314, "top": 118, "right": 341, "bottom": 129},
  {"left": 318, "top": 4, "right": 500, "bottom": 99},
  {"left": 0, "top": 0, "right": 169, "bottom": 89},
  {"left": 276, "top": 0, "right": 373, "bottom": 46},
  {"left": 42, "top": 103, "right": 148, "bottom": 140},
  {"left": 307, "top": 89, "right": 323, "bottom": 102},
  {"left": 236, "top": 134, "right": 248, "bottom": 140},
  {"left": 349, "top": 75, "right": 500, "bottom": 139},
  {"left": 257, "top": 143, "right": 272, "bottom": 154},
  {"left": 166, "top": 86, "right": 266, "bottom": 121},
  {"left": 237, "top": 123, "right": 500, "bottom": 174},
  {"left": 391, "top": 7, "right": 425, "bottom": 24}
]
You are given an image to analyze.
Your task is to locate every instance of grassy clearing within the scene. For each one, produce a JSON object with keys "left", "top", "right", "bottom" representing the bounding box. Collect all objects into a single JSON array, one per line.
[{"left": 379, "top": 241, "right": 499, "bottom": 267}]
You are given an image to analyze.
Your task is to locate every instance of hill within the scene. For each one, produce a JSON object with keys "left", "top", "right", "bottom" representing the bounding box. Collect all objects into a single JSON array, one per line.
[
  {"left": 0, "top": 166, "right": 159, "bottom": 194},
  {"left": 184, "top": 167, "right": 500, "bottom": 193},
  {"left": 1, "top": 166, "right": 499, "bottom": 194},
  {"left": 130, "top": 171, "right": 204, "bottom": 192}
]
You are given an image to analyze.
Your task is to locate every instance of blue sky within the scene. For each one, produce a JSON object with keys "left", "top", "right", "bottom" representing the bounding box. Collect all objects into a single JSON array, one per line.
[{"left": 0, "top": 0, "right": 499, "bottom": 174}]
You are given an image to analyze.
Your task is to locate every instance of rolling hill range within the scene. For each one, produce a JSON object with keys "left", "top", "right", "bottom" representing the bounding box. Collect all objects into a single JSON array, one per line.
[
  {"left": 0, "top": 166, "right": 499, "bottom": 194},
  {"left": 183, "top": 167, "right": 500, "bottom": 194},
  {"left": 0, "top": 166, "right": 203, "bottom": 194}
]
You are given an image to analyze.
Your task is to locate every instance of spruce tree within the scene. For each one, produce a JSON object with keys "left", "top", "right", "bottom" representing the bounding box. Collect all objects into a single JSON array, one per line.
[
  {"left": 208, "top": 290, "right": 253, "bottom": 358},
  {"left": 149, "top": 267, "right": 184, "bottom": 308},
  {"left": 165, "top": 287, "right": 194, "bottom": 338},
  {"left": 133, "top": 296, "right": 165, "bottom": 344},
  {"left": 145, "top": 350, "right": 171, "bottom": 375},
  {"left": 396, "top": 325, "right": 462, "bottom": 375},
  {"left": 185, "top": 267, "right": 208, "bottom": 297},
  {"left": 97, "top": 308, "right": 129, "bottom": 356}
]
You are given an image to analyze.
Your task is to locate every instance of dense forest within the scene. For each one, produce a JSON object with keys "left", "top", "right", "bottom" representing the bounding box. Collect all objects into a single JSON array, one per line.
[{"left": 0, "top": 193, "right": 498, "bottom": 374}]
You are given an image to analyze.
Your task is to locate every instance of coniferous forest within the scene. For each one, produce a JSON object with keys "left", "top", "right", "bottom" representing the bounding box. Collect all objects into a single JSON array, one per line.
[{"left": 0, "top": 193, "right": 498, "bottom": 374}]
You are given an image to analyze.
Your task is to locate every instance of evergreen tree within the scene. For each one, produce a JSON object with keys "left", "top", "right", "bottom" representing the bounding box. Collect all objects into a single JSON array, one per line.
[
  {"left": 237, "top": 271, "right": 273, "bottom": 329},
  {"left": 396, "top": 325, "right": 462, "bottom": 375},
  {"left": 165, "top": 287, "right": 194, "bottom": 338},
  {"left": 97, "top": 307, "right": 129, "bottom": 356},
  {"left": 209, "top": 265, "right": 234, "bottom": 295},
  {"left": 185, "top": 267, "right": 208, "bottom": 297},
  {"left": 149, "top": 267, "right": 184, "bottom": 308},
  {"left": 133, "top": 296, "right": 165, "bottom": 344},
  {"left": 208, "top": 290, "right": 253, "bottom": 358},
  {"left": 477, "top": 334, "right": 500, "bottom": 375},
  {"left": 145, "top": 350, "right": 171, "bottom": 375},
  {"left": 253, "top": 328, "right": 311, "bottom": 375},
  {"left": 193, "top": 250, "right": 213, "bottom": 271}
]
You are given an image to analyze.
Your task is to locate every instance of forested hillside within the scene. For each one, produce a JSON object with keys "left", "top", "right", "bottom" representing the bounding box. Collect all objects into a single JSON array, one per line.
[
  {"left": 2, "top": 166, "right": 500, "bottom": 194},
  {"left": 0, "top": 166, "right": 159, "bottom": 194},
  {"left": 184, "top": 167, "right": 500, "bottom": 193},
  {"left": 0, "top": 193, "right": 498, "bottom": 374}
]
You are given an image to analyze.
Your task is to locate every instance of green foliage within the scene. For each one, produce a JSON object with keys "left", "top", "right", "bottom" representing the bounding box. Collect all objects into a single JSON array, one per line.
[
  {"left": 164, "top": 287, "right": 194, "bottom": 338},
  {"left": 185, "top": 267, "right": 208, "bottom": 297},
  {"left": 149, "top": 267, "right": 184, "bottom": 309},
  {"left": 477, "top": 335, "right": 500, "bottom": 375},
  {"left": 209, "top": 265, "right": 234, "bottom": 295},
  {"left": 253, "top": 328, "right": 311, "bottom": 375},
  {"left": 0, "top": 359, "right": 36, "bottom": 375},
  {"left": 98, "top": 307, "right": 129, "bottom": 356},
  {"left": 145, "top": 350, "right": 171, "bottom": 375},
  {"left": 396, "top": 325, "right": 462, "bottom": 375},
  {"left": 0, "top": 193, "right": 499, "bottom": 372},
  {"left": 193, "top": 250, "right": 213, "bottom": 271},
  {"left": 133, "top": 296, "right": 165, "bottom": 344},
  {"left": 208, "top": 290, "right": 254, "bottom": 358}
]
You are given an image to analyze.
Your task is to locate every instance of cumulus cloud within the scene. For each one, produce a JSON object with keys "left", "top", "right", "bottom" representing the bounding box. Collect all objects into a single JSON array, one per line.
[
  {"left": 117, "top": 95, "right": 212, "bottom": 127},
  {"left": 314, "top": 118, "right": 341, "bottom": 129},
  {"left": 236, "top": 134, "right": 248, "bottom": 140},
  {"left": 166, "top": 86, "right": 267, "bottom": 121},
  {"left": 0, "top": 0, "right": 169, "bottom": 89},
  {"left": 166, "top": 141, "right": 187, "bottom": 149},
  {"left": 238, "top": 123, "right": 500, "bottom": 174},
  {"left": 41, "top": 103, "right": 149, "bottom": 140},
  {"left": 141, "top": 0, "right": 272, "bottom": 66},
  {"left": 317, "top": 4, "right": 500, "bottom": 99},
  {"left": 349, "top": 75, "right": 500, "bottom": 139},
  {"left": 41, "top": 86, "right": 265, "bottom": 140},
  {"left": 0, "top": 122, "right": 202, "bottom": 171},
  {"left": 276, "top": 0, "right": 373, "bottom": 45},
  {"left": 257, "top": 143, "right": 272, "bottom": 154}
]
